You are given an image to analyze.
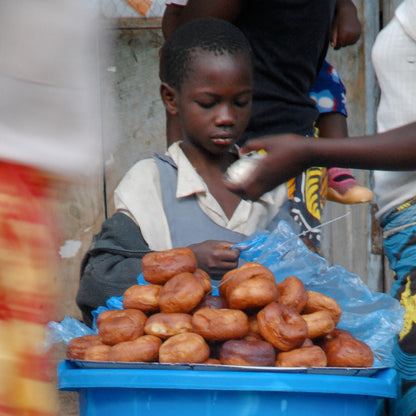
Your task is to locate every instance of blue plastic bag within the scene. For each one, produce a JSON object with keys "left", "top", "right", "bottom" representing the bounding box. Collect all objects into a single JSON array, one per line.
[
  {"left": 45, "top": 316, "right": 96, "bottom": 349},
  {"left": 234, "top": 220, "right": 405, "bottom": 367}
]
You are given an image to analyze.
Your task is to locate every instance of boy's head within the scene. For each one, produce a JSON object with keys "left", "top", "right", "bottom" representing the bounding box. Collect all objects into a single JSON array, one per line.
[
  {"left": 161, "top": 18, "right": 253, "bottom": 156},
  {"left": 161, "top": 17, "right": 252, "bottom": 91}
]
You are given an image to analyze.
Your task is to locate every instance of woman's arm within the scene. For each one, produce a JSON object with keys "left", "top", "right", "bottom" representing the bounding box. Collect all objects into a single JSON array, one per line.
[
  {"left": 224, "top": 122, "right": 416, "bottom": 200},
  {"left": 332, "top": 0, "right": 361, "bottom": 49}
]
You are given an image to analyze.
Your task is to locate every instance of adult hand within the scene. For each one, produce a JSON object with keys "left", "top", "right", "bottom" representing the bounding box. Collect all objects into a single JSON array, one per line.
[
  {"left": 188, "top": 240, "right": 240, "bottom": 280},
  {"left": 332, "top": 0, "right": 361, "bottom": 49},
  {"left": 224, "top": 134, "right": 311, "bottom": 201}
]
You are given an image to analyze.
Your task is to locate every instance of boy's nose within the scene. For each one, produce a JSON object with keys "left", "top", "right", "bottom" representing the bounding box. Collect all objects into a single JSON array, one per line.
[{"left": 215, "top": 105, "right": 235, "bottom": 125}]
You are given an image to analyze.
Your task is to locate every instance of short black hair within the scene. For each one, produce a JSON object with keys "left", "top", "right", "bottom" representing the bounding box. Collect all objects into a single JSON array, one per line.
[{"left": 161, "top": 17, "right": 252, "bottom": 90}]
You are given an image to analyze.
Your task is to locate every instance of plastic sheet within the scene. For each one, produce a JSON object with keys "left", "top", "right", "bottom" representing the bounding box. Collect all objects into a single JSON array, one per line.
[
  {"left": 233, "top": 220, "right": 405, "bottom": 367},
  {"left": 49, "top": 220, "right": 405, "bottom": 368}
]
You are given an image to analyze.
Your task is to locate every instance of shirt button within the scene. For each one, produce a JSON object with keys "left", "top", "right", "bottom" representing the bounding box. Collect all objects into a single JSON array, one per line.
[{"left": 407, "top": 56, "right": 416, "bottom": 63}]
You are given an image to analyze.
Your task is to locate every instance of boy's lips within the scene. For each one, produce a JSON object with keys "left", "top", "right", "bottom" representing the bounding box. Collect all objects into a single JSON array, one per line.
[{"left": 211, "top": 136, "right": 234, "bottom": 145}]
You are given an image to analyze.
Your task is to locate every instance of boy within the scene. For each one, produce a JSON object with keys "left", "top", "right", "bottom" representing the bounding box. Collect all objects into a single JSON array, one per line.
[
  {"left": 161, "top": 0, "right": 372, "bottom": 252},
  {"left": 76, "top": 18, "right": 287, "bottom": 326}
]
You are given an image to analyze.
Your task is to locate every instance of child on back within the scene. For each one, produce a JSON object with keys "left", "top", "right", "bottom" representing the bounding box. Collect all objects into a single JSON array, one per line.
[{"left": 76, "top": 17, "right": 287, "bottom": 326}]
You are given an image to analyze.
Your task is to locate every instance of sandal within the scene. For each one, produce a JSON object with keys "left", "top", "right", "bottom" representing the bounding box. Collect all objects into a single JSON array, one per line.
[{"left": 327, "top": 167, "right": 373, "bottom": 204}]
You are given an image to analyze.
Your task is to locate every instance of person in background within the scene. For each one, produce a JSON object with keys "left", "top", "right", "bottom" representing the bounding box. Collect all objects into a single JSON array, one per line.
[
  {"left": 370, "top": 1, "right": 416, "bottom": 414},
  {"left": 310, "top": 60, "right": 373, "bottom": 205},
  {"left": 225, "top": 1, "right": 416, "bottom": 409},
  {"left": 0, "top": 1, "right": 100, "bottom": 415},
  {"left": 76, "top": 18, "right": 287, "bottom": 327},
  {"left": 161, "top": 0, "right": 371, "bottom": 252}
]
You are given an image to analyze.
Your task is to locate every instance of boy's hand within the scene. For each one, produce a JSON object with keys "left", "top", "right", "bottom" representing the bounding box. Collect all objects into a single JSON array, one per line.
[
  {"left": 188, "top": 240, "right": 240, "bottom": 280},
  {"left": 332, "top": 0, "right": 361, "bottom": 49}
]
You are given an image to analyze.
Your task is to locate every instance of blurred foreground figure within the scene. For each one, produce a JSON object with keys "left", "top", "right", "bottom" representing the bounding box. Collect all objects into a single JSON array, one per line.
[{"left": 0, "top": 1, "right": 100, "bottom": 414}]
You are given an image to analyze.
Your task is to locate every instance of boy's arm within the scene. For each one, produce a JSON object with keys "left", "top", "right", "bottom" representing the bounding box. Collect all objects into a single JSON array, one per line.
[
  {"left": 162, "top": 0, "right": 245, "bottom": 38},
  {"left": 332, "top": 0, "right": 361, "bottom": 49},
  {"left": 76, "top": 211, "right": 151, "bottom": 327},
  {"left": 224, "top": 122, "right": 416, "bottom": 200}
]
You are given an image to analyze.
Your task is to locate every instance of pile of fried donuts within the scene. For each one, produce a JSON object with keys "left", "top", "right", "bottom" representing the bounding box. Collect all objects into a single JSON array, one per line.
[{"left": 67, "top": 247, "right": 374, "bottom": 368}]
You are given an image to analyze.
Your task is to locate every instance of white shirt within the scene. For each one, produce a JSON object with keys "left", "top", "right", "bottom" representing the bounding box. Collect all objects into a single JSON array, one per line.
[
  {"left": 371, "top": 0, "right": 416, "bottom": 220},
  {"left": 114, "top": 142, "right": 287, "bottom": 250}
]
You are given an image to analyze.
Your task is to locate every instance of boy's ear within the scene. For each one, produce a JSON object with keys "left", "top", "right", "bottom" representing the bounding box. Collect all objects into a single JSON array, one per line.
[{"left": 160, "top": 82, "right": 178, "bottom": 116}]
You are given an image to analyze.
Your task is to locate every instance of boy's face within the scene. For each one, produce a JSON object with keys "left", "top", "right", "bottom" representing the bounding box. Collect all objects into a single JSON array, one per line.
[{"left": 170, "top": 50, "right": 252, "bottom": 156}]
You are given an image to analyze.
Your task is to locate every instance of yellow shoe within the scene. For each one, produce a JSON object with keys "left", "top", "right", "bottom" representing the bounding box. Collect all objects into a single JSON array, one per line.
[{"left": 327, "top": 168, "right": 373, "bottom": 204}]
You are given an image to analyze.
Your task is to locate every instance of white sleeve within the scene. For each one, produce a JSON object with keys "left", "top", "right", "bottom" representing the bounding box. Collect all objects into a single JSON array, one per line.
[{"left": 114, "top": 158, "right": 172, "bottom": 251}]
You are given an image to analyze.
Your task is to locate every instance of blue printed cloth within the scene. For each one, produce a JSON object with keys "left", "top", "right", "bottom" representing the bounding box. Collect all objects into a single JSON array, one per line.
[
  {"left": 381, "top": 203, "right": 416, "bottom": 416},
  {"left": 310, "top": 60, "right": 348, "bottom": 117}
]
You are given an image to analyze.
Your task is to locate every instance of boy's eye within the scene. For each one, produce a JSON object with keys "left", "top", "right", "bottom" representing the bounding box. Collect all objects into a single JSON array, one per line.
[
  {"left": 234, "top": 98, "right": 250, "bottom": 108},
  {"left": 196, "top": 99, "right": 216, "bottom": 109}
]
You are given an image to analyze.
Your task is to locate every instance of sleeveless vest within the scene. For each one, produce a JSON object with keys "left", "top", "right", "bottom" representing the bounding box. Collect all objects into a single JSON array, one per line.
[{"left": 154, "top": 153, "right": 247, "bottom": 248}]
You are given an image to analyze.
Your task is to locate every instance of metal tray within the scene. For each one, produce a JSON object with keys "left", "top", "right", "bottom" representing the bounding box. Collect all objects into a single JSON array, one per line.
[{"left": 69, "top": 359, "right": 387, "bottom": 377}]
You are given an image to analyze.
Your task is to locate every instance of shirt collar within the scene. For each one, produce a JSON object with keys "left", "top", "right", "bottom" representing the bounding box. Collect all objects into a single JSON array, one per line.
[
  {"left": 166, "top": 142, "right": 206, "bottom": 198},
  {"left": 166, "top": 141, "right": 275, "bottom": 205}
]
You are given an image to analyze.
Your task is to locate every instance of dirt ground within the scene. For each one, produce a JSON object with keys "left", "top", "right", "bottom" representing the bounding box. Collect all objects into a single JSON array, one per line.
[{"left": 58, "top": 391, "right": 79, "bottom": 416}]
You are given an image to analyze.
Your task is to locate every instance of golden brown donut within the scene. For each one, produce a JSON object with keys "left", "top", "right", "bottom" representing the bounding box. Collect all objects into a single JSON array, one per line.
[
  {"left": 142, "top": 247, "right": 198, "bottom": 285},
  {"left": 193, "top": 268, "right": 212, "bottom": 293},
  {"left": 107, "top": 335, "right": 162, "bottom": 362},
  {"left": 159, "top": 332, "right": 210, "bottom": 364},
  {"left": 257, "top": 302, "right": 308, "bottom": 351},
  {"left": 66, "top": 334, "right": 104, "bottom": 360},
  {"left": 301, "top": 310, "right": 335, "bottom": 339},
  {"left": 97, "top": 309, "right": 147, "bottom": 345},
  {"left": 275, "top": 275, "right": 308, "bottom": 313},
  {"left": 159, "top": 272, "right": 205, "bottom": 313},
  {"left": 122, "top": 284, "right": 162, "bottom": 313},
  {"left": 219, "top": 262, "right": 275, "bottom": 300},
  {"left": 275, "top": 345, "right": 327, "bottom": 367},
  {"left": 144, "top": 312, "right": 192, "bottom": 339},
  {"left": 302, "top": 290, "right": 342, "bottom": 326},
  {"left": 226, "top": 276, "right": 279, "bottom": 310},
  {"left": 84, "top": 344, "right": 112, "bottom": 362},
  {"left": 193, "top": 294, "right": 228, "bottom": 312},
  {"left": 319, "top": 329, "right": 374, "bottom": 367},
  {"left": 220, "top": 339, "right": 276, "bottom": 367},
  {"left": 192, "top": 308, "right": 249, "bottom": 341}
]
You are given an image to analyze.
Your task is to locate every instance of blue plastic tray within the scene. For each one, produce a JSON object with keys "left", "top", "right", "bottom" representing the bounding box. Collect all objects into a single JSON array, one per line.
[{"left": 58, "top": 360, "right": 398, "bottom": 416}]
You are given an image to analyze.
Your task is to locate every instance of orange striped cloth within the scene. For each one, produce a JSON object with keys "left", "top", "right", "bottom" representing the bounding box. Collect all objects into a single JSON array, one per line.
[{"left": 0, "top": 162, "right": 60, "bottom": 416}]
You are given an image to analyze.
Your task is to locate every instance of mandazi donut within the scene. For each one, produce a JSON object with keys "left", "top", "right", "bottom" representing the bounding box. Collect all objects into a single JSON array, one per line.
[
  {"left": 158, "top": 332, "right": 210, "bottom": 364},
  {"left": 275, "top": 275, "right": 308, "bottom": 313},
  {"left": 158, "top": 272, "right": 204, "bottom": 313},
  {"left": 257, "top": 302, "right": 308, "bottom": 351},
  {"left": 220, "top": 339, "right": 276, "bottom": 366},
  {"left": 97, "top": 308, "right": 147, "bottom": 345},
  {"left": 275, "top": 345, "right": 327, "bottom": 367},
  {"left": 192, "top": 308, "right": 249, "bottom": 341},
  {"left": 142, "top": 247, "right": 198, "bottom": 285}
]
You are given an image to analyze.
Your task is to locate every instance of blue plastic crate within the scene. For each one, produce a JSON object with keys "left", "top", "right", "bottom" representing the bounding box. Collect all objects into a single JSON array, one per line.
[{"left": 58, "top": 360, "right": 398, "bottom": 416}]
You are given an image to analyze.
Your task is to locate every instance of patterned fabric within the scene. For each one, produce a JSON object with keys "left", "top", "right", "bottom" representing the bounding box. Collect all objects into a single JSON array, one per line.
[
  {"left": 281, "top": 60, "right": 346, "bottom": 248},
  {"left": 286, "top": 128, "right": 328, "bottom": 247},
  {"left": 286, "top": 166, "right": 328, "bottom": 247},
  {"left": 381, "top": 202, "right": 416, "bottom": 416},
  {"left": 309, "top": 60, "right": 348, "bottom": 117},
  {"left": 0, "top": 162, "right": 59, "bottom": 416}
]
